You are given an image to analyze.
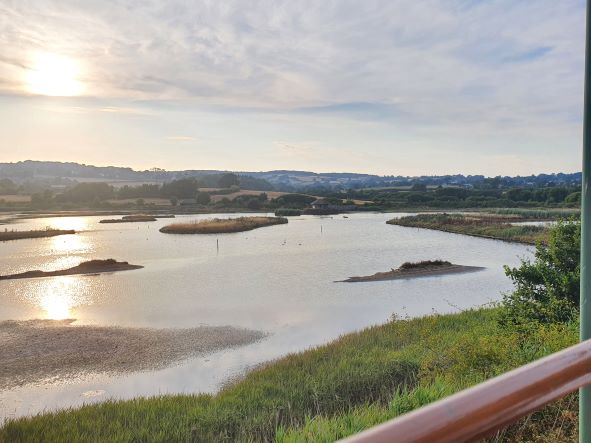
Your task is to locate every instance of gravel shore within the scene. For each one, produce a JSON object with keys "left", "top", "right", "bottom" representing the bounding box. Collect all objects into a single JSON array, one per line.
[{"left": 0, "top": 319, "right": 266, "bottom": 389}]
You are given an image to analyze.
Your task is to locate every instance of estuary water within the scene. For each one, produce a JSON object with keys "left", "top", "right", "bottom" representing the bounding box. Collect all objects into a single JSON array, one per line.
[{"left": 0, "top": 212, "right": 532, "bottom": 420}]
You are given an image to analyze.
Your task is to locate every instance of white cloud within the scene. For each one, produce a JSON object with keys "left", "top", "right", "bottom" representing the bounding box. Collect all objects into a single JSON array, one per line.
[
  {"left": 0, "top": 0, "right": 585, "bottom": 174},
  {"left": 167, "top": 135, "right": 196, "bottom": 142}
]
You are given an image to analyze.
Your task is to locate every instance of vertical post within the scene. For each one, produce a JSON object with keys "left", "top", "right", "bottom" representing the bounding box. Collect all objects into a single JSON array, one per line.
[{"left": 581, "top": 1, "right": 591, "bottom": 441}]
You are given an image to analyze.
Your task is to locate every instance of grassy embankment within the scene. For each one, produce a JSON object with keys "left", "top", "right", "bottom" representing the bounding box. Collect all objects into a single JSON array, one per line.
[
  {"left": 159, "top": 216, "right": 288, "bottom": 234},
  {"left": 387, "top": 213, "right": 549, "bottom": 244},
  {"left": 0, "top": 228, "right": 75, "bottom": 242},
  {"left": 1, "top": 309, "right": 578, "bottom": 442}
]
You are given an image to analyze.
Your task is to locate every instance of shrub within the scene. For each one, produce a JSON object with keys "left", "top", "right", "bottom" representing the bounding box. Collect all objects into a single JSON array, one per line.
[
  {"left": 500, "top": 219, "right": 580, "bottom": 328},
  {"left": 275, "top": 208, "right": 302, "bottom": 216}
]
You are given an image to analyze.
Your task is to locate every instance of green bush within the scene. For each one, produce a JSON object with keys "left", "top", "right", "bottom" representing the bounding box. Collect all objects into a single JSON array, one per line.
[
  {"left": 500, "top": 219, "right": 580, "bottom": 328},
  {"left": 275, "top": 208, "right": 302, "bottom": 216}
]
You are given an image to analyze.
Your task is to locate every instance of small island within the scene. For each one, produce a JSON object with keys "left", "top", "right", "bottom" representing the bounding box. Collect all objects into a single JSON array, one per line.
[
  {"left": 159, "top": 216, "right": 288, "bottom": 234},
  {"left": 338, "top": 260, "right": 484, "bottom": 283},
  {"left": 0, "top": 228, "right": 76, "bottom": 242},
  {"left": 99, "top": 215, "right": 157, "bottom": 223},
  {"left": 0, "top": 259, "right": 143, "bottom": 280}
]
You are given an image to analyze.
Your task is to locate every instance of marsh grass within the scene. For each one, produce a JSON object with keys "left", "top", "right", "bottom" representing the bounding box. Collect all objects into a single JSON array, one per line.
[
  {"left": 0, "top": 227, "right": 75, "bottom": 241},
  {"left": 388, "top": 213, "right": 548, "bottom": 244},
  {"left": 486, "top": 208, "right": 580, "bottom": 220},
  {"left": 0, "top": 309, "right": 578, "bottom": 442},
  {"left": 99, "top": 215, "right": 157, "bottom": 223},
  {"left": 159, "top": 216, "right": 288, "bottom": 234},
  {"left": 399, "top": 260, "right": 452, "bottom": 270}
]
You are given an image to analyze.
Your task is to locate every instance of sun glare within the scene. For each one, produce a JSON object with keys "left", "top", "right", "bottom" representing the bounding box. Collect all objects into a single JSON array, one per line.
[{"left": 26, "top": 53, "right": 84, "bottom": 96}]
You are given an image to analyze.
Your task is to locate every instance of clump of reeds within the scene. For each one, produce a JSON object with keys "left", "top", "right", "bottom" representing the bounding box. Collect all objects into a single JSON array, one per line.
[
  {"left": 399, "top": 260, "right": 452, "bottom": 270},
  {"left": 159, "top": 216, "right": 288, "bottom": 234}
]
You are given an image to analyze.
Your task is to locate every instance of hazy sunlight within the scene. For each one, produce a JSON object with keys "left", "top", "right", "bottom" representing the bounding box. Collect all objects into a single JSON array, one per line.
[{"left": 26, "top": 53, "right": 84, "bottom": 97}]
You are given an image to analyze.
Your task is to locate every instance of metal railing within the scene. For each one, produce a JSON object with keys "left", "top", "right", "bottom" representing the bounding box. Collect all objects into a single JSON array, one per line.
[{"left": 340, "top": 339, "right": 591, "bottom": 443}]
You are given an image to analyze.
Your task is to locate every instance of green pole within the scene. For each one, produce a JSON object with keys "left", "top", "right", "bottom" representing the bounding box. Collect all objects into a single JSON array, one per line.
[{"left": 581, "top": 1, "right": 591, "bottom": 441}]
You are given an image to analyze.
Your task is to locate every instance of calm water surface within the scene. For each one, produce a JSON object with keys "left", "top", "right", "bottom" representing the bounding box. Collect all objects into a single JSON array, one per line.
[{"left": 0, "top": 212, "right": 532, "bottom": 420}]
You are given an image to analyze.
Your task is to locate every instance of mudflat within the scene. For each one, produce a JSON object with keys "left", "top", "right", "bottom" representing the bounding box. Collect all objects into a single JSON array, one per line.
[
  {"left": 339, "top": 260, "right": 484, "bottom": 282},
  {"left": 0, "top": 319, "right": 266, "bottom": 389}
]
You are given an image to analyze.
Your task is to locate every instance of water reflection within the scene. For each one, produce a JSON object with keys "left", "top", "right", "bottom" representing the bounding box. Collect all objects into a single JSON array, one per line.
[
  {"left": 49, "top": 232, "right": 91, "bottom": 255},
  {"left": 51, "top": 217, "right": 88, "bottom": 232},
  {"left": 36, "top": 277, "right": 88, "bottom": 320}
]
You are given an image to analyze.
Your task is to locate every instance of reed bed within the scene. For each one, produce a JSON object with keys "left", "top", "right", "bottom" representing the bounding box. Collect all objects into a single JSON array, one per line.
[
  {"left": 99, "top": 215, "right": 157, "bottom": 223},
  {"left": 0, "top": 228, "right": 75, "bottom": 241},
  {"left": 388, "top": 213, "right": 548, "bottom": 244},
  {"left": 159, "top": 216, "right": 287, "bottom": 234}
]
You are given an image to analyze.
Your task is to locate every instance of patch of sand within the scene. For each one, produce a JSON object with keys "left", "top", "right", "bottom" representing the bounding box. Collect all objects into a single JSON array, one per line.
[{"left": 0, "top": 319, "right": 266, "bottom": 389}]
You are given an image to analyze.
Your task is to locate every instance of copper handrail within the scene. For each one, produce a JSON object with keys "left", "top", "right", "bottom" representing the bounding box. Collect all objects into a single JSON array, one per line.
[{"left": 340, "top": 339, "right": 591, "bottom": 443}]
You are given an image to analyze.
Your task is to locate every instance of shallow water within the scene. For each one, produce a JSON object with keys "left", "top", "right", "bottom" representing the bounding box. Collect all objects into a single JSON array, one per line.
[{"left": 0, "top": 212, "right": 532, "bottom": 420}]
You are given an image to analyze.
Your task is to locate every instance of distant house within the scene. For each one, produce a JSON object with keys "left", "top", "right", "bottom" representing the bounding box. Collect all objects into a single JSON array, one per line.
[
  {"left": 179, "top": 198, "right": 197, "bottom": 206},
  {"left": 311, "top": 198, "right": 330, "bottom": 210},
  {"left": 310, "top": 198, "right": 356, "bottom": 212}
]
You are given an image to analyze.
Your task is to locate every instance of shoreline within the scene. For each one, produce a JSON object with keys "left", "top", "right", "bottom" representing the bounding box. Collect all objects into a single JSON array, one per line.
[{"left": 390, "top": 223, "right": 537, "bottom": 245}]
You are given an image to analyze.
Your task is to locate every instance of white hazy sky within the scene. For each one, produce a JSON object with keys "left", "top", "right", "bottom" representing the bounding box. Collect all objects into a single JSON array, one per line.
[{"left": 0, "top": 0, "right": 586, "bottom": 175}]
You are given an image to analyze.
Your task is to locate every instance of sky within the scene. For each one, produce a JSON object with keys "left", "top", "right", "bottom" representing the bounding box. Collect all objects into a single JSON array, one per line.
[{"left": 0, "top": 0, "right": 586, "bottom": 176}]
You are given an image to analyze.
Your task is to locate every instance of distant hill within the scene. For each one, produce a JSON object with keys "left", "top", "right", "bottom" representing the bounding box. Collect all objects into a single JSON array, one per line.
[{"left": 0, "top": 160, "right": 582, "bottom": 192}]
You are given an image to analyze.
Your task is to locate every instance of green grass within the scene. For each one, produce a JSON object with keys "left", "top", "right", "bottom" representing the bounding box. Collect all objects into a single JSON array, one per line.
[
  {"left": 484, "top": 208, "right": 580, "bottom": 220},
  {"left": 388, "top": 213, "right": 548, "bottom": 244},
  {"left": 1, "top": 309, "right": 578, "bottom": 442}
]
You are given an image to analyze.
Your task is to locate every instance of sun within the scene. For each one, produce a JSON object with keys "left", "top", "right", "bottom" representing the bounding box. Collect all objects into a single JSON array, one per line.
[{"left": 26, "top": 53, "right": 84, "bottom": 96}]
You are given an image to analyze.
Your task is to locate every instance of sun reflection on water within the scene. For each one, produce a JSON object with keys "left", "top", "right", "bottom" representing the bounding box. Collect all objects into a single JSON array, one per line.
[
  {"left": 49, "top": 232, "right": 90, "bottom": 255},
  {"left": 52, "top": 217, "right": 88, "bottom": 232},
  {"left": 36, "top": 277, "right": 87, "bottom": 320}
]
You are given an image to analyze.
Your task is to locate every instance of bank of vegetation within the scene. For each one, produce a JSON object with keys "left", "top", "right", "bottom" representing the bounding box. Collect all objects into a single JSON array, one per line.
[
  {"left": 159, "top": 216, "right": 288, "bottom": 234},
  {"left": 0, "top": 259, "right": 143, "bottom": 280},
  {"left": 0, "top": 227, "right": 75, "bottom": 242},
  {"left": 274, "top": 208, "right": 302, "bottom": 216},
  {"left": 338, "top": 184, "right": 581, "bottom": 211},
  {"left": 388, "top": 213, "right": 549, "bottom": 244},
  {"left": 99, "top": 215, "right": 157, "bottom": 223},
  {"left": 2, "top": 170, "right": 583, "bottom": 215}
]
